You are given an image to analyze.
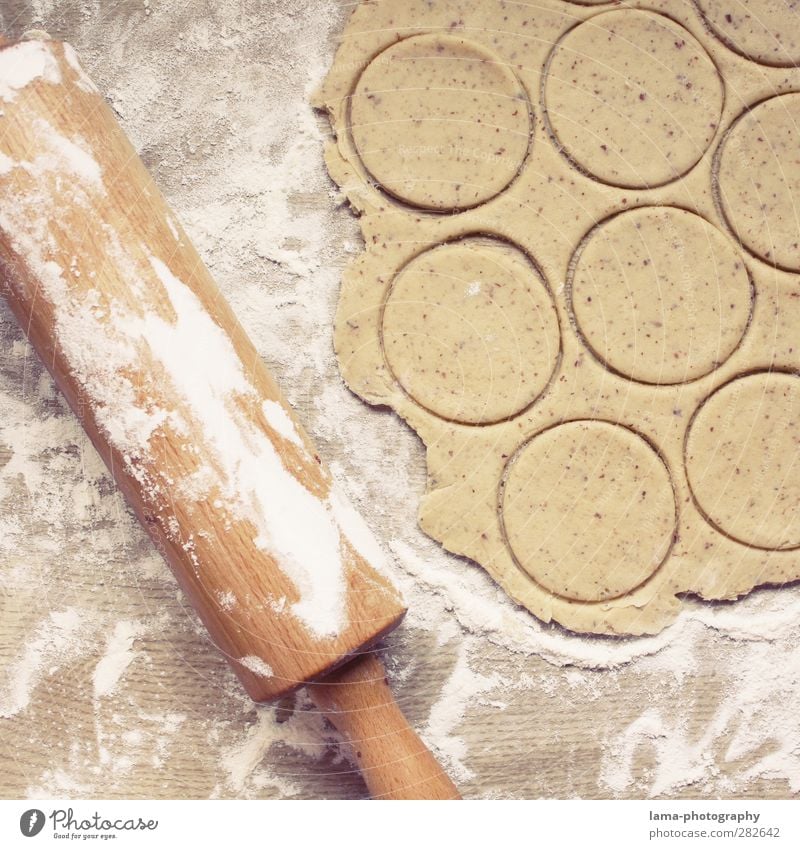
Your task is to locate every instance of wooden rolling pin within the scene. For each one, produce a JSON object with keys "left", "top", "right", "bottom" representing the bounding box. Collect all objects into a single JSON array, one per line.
[{"left": 0, "top": 34, "right": 459, "bottom": 800}]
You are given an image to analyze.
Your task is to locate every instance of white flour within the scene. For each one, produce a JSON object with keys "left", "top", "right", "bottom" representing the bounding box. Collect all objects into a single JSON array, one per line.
[
  {"left": 0, "top": 608, "right": 85, "bottom": 719},
  {"left": 0, "top": 0, "right": 798, "bottom": 799},
  {"left": 239, "top": 656, "right": 274, "bottom": 680},
  {"left": 0, "top": 40, "right": 61, "bottom": 101},
  {"left": 93, "top": 621, "right": 144, "bottom": 700}
]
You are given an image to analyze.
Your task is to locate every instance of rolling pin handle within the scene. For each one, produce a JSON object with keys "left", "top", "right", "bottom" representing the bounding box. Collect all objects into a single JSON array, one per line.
[{"left": 309, "top": 652, "right": 461, "bottom": 800}]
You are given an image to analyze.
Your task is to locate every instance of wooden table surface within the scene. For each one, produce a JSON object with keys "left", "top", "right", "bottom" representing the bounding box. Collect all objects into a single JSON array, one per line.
[{"left": 0, "top": 0, "right": 797, "bottom": 801}]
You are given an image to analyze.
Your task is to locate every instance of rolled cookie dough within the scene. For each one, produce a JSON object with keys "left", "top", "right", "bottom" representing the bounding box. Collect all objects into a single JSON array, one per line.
[
  {"left": 382, "top": 238, "right": 560, "bottom": 424},
  {"left": 316, "top": 0, "right": 800, "bottom": 635}
]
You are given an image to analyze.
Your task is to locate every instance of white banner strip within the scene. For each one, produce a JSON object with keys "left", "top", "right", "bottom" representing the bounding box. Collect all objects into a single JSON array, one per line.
[{"left": 1, "top": 799, "right": 796, "bottom": 848}]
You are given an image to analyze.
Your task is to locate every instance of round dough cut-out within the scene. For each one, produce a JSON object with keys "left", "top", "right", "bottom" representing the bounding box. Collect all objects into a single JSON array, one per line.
[
  {"left": 717, "top": 94, "right": 800, "bottom": 271},
  {"left": 543, "top": 9, "right": 724, "bottom": 188},
  {"left": 501, "top": 421, "right": 677, "bottom": 602},
  {"left": 695, "top": 0, "right": 800, "bottom": 67},
  {"left": 686, "top": 372, "right": 800, "bottom": 550},
  {"left": 382, "top": 239, "right": 560, "bottom": 424},
  {"left": 350, "top": 34, "right": 531, "bottom": 211},
  {"left": 571, "top": 207, "right": 752, "bottom": 384}
]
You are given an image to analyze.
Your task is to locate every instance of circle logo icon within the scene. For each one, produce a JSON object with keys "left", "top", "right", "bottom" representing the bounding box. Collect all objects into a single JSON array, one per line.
[{"left": 19, "top": 809, "right": 46, "bottom": 837}]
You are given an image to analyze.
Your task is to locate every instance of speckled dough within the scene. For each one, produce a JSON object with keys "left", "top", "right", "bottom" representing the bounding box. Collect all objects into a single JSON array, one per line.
[
  {"left": 381, "top": 238, "right": 560, "bottom": 423},
  {"left": 570, "top": 206, "right": 753, "bottom": 384},
  {"left": 501, "top": 421, "right": 677, "bottom": 602},
  {"left": 717, "top": 92, "right": 800, "bottom": 271},
  {"left": 695, "top": 0, "right": 800, "bottom": 67},
  {"left": 686, "top": 371, "right": 800, "bottom": 550},
  {"left": 316, "top": 0, "right": 800, "bottom": 635},
  {"left": 543, "top": 9, "right": 724, "bottom": 188},
  {"left": 351, "top": 33, "right": 532, "bottom": 210}
]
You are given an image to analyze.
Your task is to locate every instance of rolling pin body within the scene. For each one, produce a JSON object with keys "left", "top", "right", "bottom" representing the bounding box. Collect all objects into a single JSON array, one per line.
[{"left": 0, "top": 37, "right": 405, "bottom": 702}]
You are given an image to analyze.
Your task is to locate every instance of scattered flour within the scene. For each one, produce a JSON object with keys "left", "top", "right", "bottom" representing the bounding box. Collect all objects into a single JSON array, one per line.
[
  {"left": 92, "top": 621, "right": 143, "bottom": 699},
  {"left": 600, "top": 633, "right": 800, "bottom": 797},
  {"left": 214, "top": 698, "right": 339, "bottom": 798},
  {"left": 0, "top": 608, "right": 85, "bottom": 718},
  {"left": 239, "top": 656, "right": 274, "bottom": 679},
  {"left": 423, "top": 641, "right": 504, "bottom": 782},
  {"left": 217, "top": 590, "right": 237, "bottom": 611}
]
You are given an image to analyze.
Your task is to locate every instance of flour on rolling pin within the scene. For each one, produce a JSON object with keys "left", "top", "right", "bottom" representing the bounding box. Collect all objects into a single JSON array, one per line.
[
  {"left": 0, "top": 37, "right": 405, "bottom": 700},
  {"left": 0, "top": 40, "right": 61, "bottom": 100}
]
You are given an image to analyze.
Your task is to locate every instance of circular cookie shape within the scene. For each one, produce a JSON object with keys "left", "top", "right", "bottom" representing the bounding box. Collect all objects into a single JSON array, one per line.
[
  {"left": 382, "top": 239, "right": 560, "bottom": 424},
  {"left": 686, "top": 372, "right": 800, "bottom": 550},
  {"left": 695, "top": 0, "right": 800, "bottom": 67},
  {"left": 543, "top": 10, "right": 724, "bottom": 188},
  {"left": 349, "top": 34, "right": 531, "bottom": 211},
  {"left": 571, "top": 207, "right": 752, "bottom": 384},
  {"left": 717, "top": 94, "right": 800, "bottom": 271},
  {"left": 501, "top": 421, "right": 677, "bottom": 602}
]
